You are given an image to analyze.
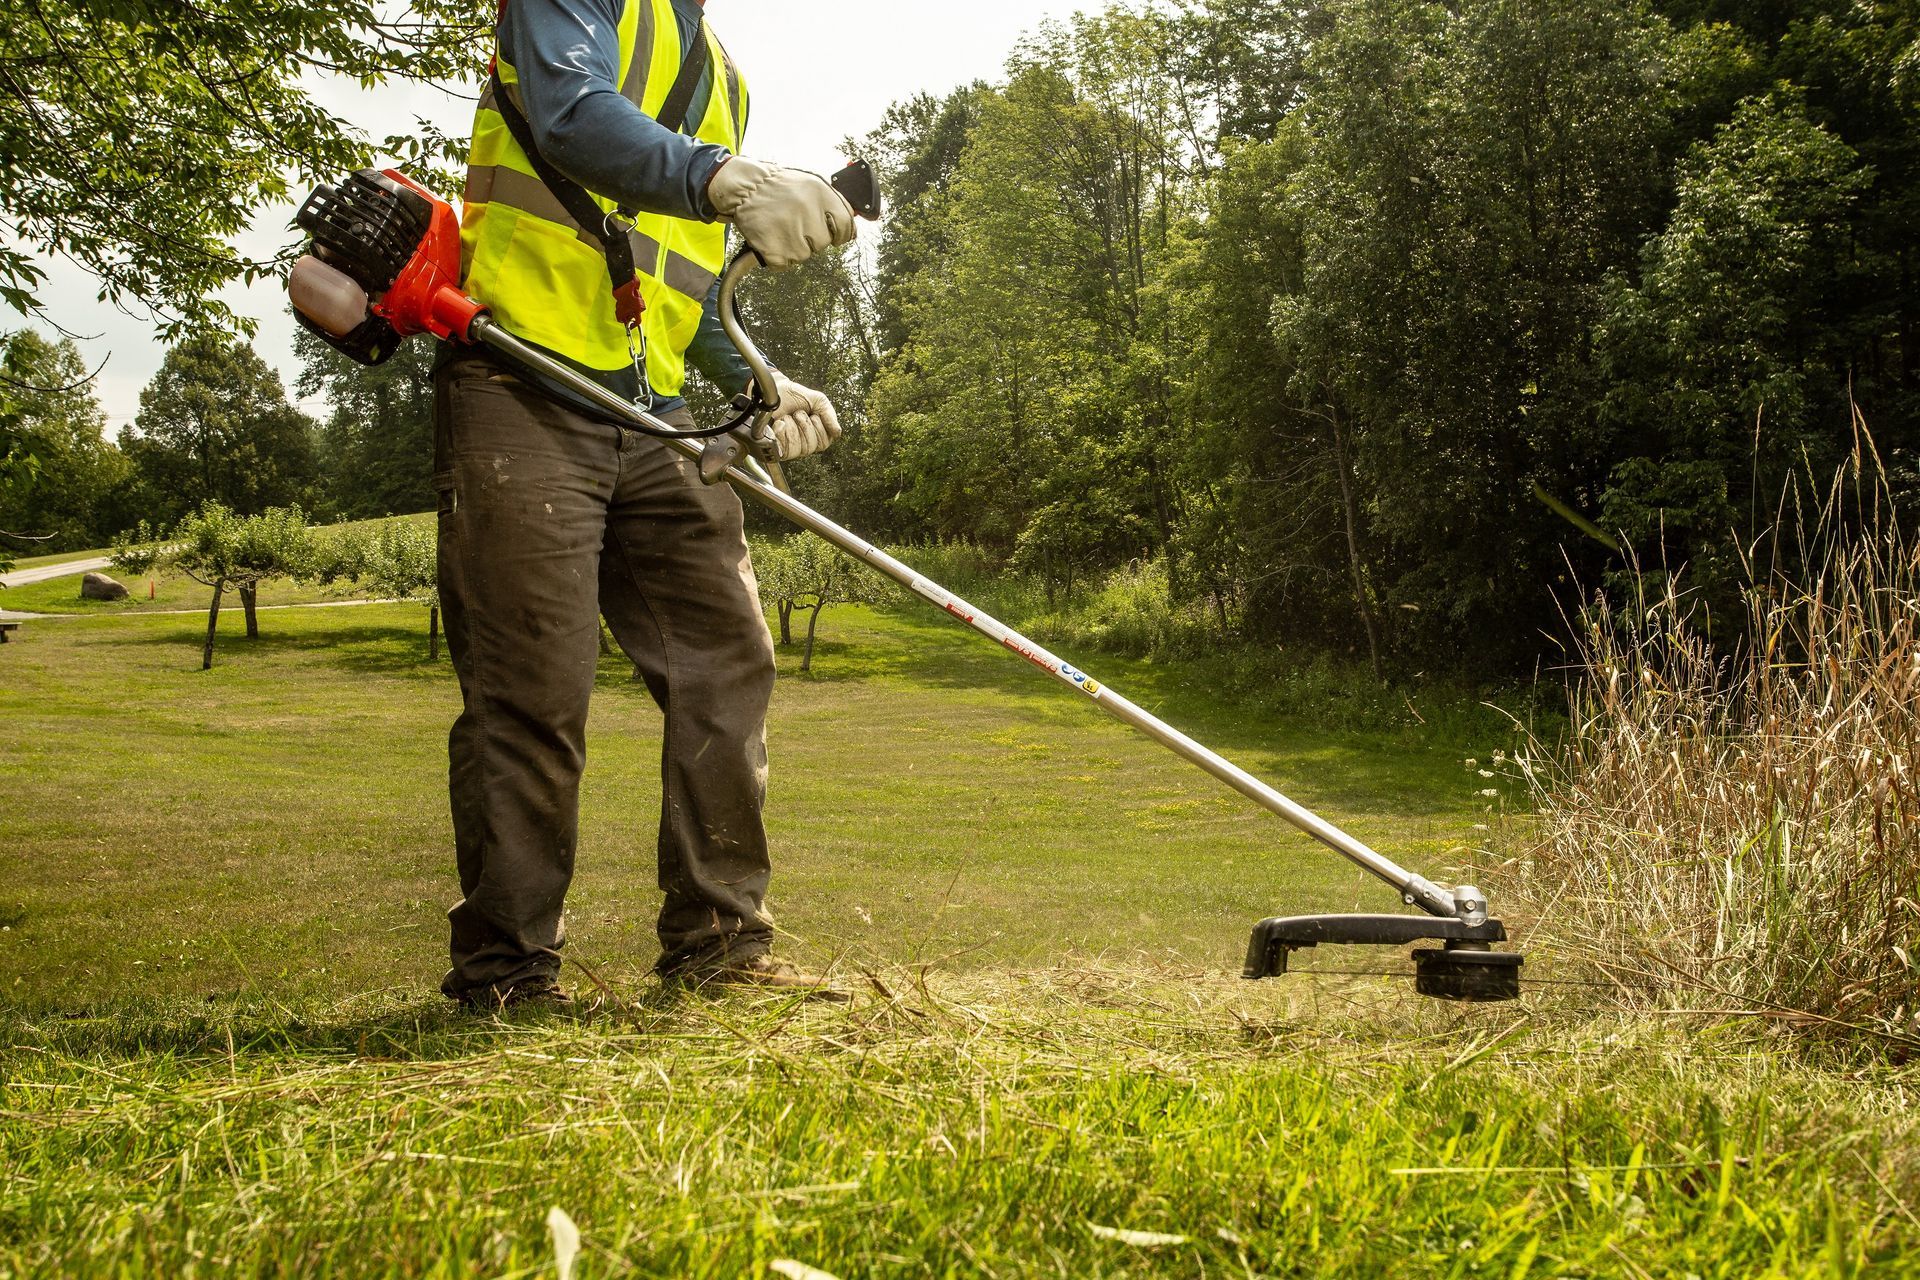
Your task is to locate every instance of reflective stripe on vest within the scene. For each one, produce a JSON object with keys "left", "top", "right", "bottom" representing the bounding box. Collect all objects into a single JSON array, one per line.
[{"left": 458, "top": 0, "right": 747, "bottom": 394}]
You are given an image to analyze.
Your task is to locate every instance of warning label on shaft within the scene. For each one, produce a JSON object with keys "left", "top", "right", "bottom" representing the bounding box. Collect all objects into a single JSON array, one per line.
[{"left": 911, "top": 576, "right": 983, "bottom": 627}]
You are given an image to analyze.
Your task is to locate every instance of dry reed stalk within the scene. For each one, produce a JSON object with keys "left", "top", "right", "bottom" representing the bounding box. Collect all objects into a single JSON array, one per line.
[{"left": 1509, "top": 445, "right": 1920, "bottom": 1044}]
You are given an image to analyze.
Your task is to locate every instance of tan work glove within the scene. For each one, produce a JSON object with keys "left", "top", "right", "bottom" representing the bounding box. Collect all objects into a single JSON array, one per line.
[
  {"left": 764, "top": 374, "right": 842, "bottom": 461},
  {"left": 708, "top": 157, "right": 856, "bottom": 270}
]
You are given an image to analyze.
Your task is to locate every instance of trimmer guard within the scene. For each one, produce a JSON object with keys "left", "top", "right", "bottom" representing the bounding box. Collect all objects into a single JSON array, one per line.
[{"left": 1244, "top": 912, "right": 1522, "bottom": 1001}]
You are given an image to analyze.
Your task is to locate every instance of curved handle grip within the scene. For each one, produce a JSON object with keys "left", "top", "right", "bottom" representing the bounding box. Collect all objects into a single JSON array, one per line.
[
  {"left": 715, "top": 159, "right": 882, "bottom": 473},
  {"left": 717, "top": 249, "right": 779, "bottom": 415},
  {"left": 720, "top": 157, "right": 884, "bottom": 413}
]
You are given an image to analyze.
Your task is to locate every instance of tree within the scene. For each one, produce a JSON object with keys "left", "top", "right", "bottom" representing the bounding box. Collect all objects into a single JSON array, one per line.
[
  {"left": 0, "top": 331, "right": 132, "bottom": 552},
  {"left": 1176, "top": 0, "right": 1329, "bottom": 142},
  {"left": 1648, "top": 0, "right": 1920, "bottom": 436},
  {"left": 0, "top": 0, "right": 487, "bottom": 335},
  {"left": 1598, "top": 91, "right": 1872, "bottom": 595},
  {"left": 317, "top": 519, "right": 442, "bottom": 657},
  {"left": 753, "top": 535, "right": 894, "bottom": 673},
  {"left": 116, "top": 503, "right": 316, "bottom": 669},
  {"left": 862, "top": 10, "right": 1210, "bottom": 579},
  {"left": 296, "top": 330, "right": 438, "bottom": 521},
  {"left": 121, "top": 333, "right": 320, "bottom": 527},
  {"left": 867, "top": 87, "right": 990, "bottom": 354},
  {"left": 1278, "top": 0, "right": 1671, "bottom": 666},
  {"left": 1162, "top": 125, "right": 1344, "bottom": 656},
  {"left": 0, "top": 420, "right": 29, "bottom": 577}
]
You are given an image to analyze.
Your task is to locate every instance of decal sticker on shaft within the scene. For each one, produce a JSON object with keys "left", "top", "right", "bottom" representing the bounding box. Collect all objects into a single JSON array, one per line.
[{"left": 1058, "top": 663, "right": 1105, "bottom": 699}]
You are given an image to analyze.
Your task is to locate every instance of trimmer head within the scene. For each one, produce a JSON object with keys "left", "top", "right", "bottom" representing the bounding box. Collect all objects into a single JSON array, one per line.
[
  {"left": 1413, "top": 946, "right": 1524, "bottom": 1001},
  {"left": 1243, "top": 909, "right": 1524, "bottom": 1003}
]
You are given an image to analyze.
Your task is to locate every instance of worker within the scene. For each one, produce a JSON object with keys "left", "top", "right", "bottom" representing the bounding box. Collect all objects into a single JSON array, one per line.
[{"left": 435, "top": 0, "right": 854, "bottom": 1009}]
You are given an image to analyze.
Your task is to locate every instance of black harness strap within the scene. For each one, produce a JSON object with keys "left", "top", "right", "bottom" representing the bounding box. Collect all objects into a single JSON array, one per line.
[
  {"left": 485, "top": 15, "right": 717, "bottom": 328},
  {"left": 489, "top": 68, "right": 643, "bottom": 325},
  {"left": 654, "top": 19, "right": 712, "bottom": 136}
]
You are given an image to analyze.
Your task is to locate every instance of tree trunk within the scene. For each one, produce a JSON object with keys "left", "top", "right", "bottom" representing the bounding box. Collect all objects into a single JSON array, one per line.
[
  {"left": 801, "top": 605, "right": 823, "bottom": 673},
  {"left": 1330, "top": 407, "right": 1384, "bottom": 681},
  {"left": 777, "top": 601, "right": 793, "bottom": 646},
  {"left": 429, "top": 605, "right": 441, "bottom": 661},
  {"left": 1902, "top": 253, "right": 1916, "bottom": 392},
  {"left": 1145, "top": 445, "right": 1183, "bottom": 601},
  {"left": 202, "top": 578, "right": 225, "bottom": 671},
  {"left": 240, "top": 582, "right": 259, "bottom": 639},
  {"left": 598, "top": 617, "right": 614, "bottom": 656}
]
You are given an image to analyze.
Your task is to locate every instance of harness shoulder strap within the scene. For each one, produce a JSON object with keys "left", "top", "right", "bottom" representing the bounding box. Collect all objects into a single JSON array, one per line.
[
  {"left": 488, "top": 69, "right": 645, "bottom": 327},
  {"left": 654, "top": 18, "right": 712, "bottom": 136}
]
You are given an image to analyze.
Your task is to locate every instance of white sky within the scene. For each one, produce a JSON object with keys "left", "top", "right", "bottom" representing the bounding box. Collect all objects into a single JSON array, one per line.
[{"left": 13, "top": 0, "right": 1091, "bottom": 431}]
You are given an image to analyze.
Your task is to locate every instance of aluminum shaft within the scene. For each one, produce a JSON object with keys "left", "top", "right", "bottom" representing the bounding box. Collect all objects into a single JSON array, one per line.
[{"left": 470, "top": 309, "right": 1458, "bottom": 920}]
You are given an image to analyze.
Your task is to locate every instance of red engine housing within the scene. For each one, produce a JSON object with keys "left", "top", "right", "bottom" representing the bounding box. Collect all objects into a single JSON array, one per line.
[{"left": 369, "top": 170, "right": 485, "bottom": 343}]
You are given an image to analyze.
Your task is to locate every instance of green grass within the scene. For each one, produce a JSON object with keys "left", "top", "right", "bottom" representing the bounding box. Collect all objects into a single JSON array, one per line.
[{"left": 1, "top": 602, "right": 1913, "bottom": 1276}]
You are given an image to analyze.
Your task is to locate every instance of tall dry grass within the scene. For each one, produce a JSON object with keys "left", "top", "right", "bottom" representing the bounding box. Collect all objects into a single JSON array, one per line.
[{"left": 1510, "top": 447, "right": 1920, "bottom": 1044}]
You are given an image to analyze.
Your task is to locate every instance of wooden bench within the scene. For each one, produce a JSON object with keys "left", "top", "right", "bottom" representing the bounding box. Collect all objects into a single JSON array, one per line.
[{"left": 0, "top": 621, "right": 17, "bottom": 644}]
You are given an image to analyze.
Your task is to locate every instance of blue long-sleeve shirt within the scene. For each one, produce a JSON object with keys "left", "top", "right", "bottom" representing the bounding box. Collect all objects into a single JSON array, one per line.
[{"left": 502, "top": 0, "right": 754, "bottom": 406}]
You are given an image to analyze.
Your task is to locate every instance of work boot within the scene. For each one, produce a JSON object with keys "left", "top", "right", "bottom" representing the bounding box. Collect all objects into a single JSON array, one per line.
[
  {"left": 456, "top": 975, "right": 578, "bottom": 1014},
  {"left": 666, "top": 953, "right": 850, "bottom": 1003}
]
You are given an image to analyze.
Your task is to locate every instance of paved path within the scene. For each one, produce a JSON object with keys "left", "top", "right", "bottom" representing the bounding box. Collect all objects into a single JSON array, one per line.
[{"left": 0, "top": 556, "right": 111, "bottom": 588}]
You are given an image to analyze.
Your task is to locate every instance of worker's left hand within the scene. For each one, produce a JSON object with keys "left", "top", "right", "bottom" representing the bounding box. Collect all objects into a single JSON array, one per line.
[{"left": 764, "top": 375, "right": 841, "bottom": 461}]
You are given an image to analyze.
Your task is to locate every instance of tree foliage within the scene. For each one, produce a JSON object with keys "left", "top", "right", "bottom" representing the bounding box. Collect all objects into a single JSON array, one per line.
[
  {"left": 0, "top": 0, "right": 489, "bottom": 334},
  {"left": 841, "top": 0, "right": 1920, "bottom": 674},
  {"left": 121, "top": 332, "right": 319, "bottom": 528},
  {"left": 116, "top": 502, "right": 316, "bottom": 668},
  {"left": 317, "top": 518, "right": 442, "bottom": 657},
  {"left": 0, "top": 330, "right": 130, "bottom": 553},
  {"left": 1599, "top": 89, "right": 1873, "bottom": 594},
  {"left": 752, "top": 535, "right": 895, "bottom": 673},
  {"left": 21, "top": 0, "right": 1920, "bottom": 680},
  {"left": 296, "top": 330, "right": 437, "bottom": 521}
]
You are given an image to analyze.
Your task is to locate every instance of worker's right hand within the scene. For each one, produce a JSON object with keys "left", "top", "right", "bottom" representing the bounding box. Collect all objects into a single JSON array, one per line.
[
  {"left": 708, "top": 157, "right": 856, "bottom": 271},
  {"left": 763, "top": 374, "right": 842, "bottom": 462}
]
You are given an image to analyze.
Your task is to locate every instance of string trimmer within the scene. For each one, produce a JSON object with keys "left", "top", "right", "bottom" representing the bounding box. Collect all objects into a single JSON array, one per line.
[{"left": 288, "top": 164, "right": 1524, "bottom": 1003}]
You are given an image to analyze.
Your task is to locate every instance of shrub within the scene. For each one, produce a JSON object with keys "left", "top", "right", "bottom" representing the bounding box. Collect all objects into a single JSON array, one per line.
[
  {"left": 1507, "top": 459, "right": 1920, "bottom": 1046},
  {"left": 752, "top": 534, "right": 898, "bottom": 672},
  {"left": 115, "top": 503, "right": 315, "bottom": 669},
  {"left": 316, "top": 519, "right": 440, "bottom": 658}
]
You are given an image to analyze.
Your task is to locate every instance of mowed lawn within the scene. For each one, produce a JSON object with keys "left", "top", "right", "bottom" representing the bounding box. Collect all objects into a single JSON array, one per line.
[
  {"left": 0, "top": 598, "right": 1465, "bottom": 1003},
  {"left": 2, "top": 600, "right": 1915, "bottom": 1277}
]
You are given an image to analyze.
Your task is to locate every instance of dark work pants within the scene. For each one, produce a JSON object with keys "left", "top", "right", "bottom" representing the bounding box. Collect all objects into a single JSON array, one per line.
[{"left": 434, "top": 350, "right": 777, "bottom": 999}]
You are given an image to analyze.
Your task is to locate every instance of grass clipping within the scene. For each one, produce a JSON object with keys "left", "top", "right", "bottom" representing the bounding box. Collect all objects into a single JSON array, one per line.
[{"left": 1510, "top": 455, "right": 1920, "bottom": 1045}]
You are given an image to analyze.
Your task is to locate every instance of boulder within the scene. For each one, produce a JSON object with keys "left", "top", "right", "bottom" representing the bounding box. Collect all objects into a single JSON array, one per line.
[{"left": 80, "top": 571, "right": 129, "bottom": 602}]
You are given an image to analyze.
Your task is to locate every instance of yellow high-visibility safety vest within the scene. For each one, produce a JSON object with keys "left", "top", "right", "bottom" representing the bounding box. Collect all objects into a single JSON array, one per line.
[{"left": 459, "top": 0, "right": 748, "bottom": 396}]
